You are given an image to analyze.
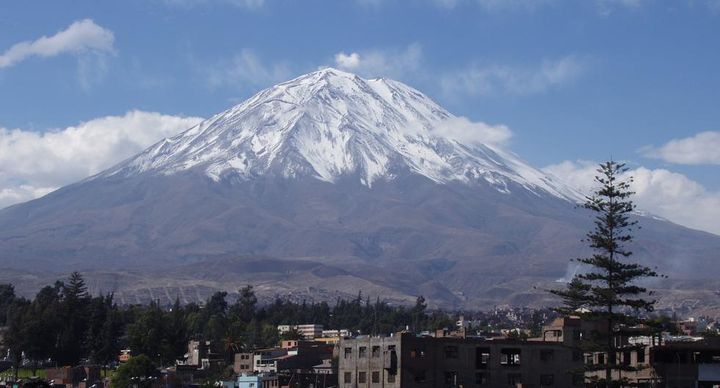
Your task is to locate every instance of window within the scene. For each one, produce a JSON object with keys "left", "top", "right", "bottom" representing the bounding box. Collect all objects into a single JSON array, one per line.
[
  {"left": 500, "top": 349, "right": 521, "bottom": 366},
  {"left": 387, "top": 372, "right": 395, "bottom": 383},
  {"left": 344, "top": 347, "right": 352, "bottom": 359},
  {"left": 445, "top": 345, "right": 459, "bottom": 359},
  {"left": 475, "top": 372, "right": 488, "bottom": 385},
  {"left": 597, "top": 353, "right": 605, "bottom": 365},
  {"left": 358, "top": 372, "right": 367, "bottom": 384},
  {"left": 540, "top": 349, "right": 554, "bottom": 362},
  {"left": 540, "top": 374, "right": 554, "bottom": 386},
  {"left": 372, "top": 346, "right": 381, "bottom": 358},
  {"left": 359, "top": 346, "right": 367, "bottom": 358},
  {"left": 344, "top": 372, "right": 352, "bottom": 384},
  {"left": 637, "top": 348, "right": 646, "bottom": 364},
  {"left": 444, "top": 371, "right": 458, "bottom": 385},
  {"left": 476, "top": 347, "right": 490, "bottom": 369},
  {"left": 410, "top": 348, "right": 425, "bottom": 359},
  {"left": 507, "top": 373, "right": 521, "bottom": 386},
  {"left": 372, "top": 371, "right": 380, "bottom": 383},
  {"left": 623, "top": 351, "right": 632, "bottom": 366}
]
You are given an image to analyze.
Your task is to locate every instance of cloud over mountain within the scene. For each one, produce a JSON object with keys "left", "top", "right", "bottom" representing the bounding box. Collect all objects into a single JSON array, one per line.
[
  {"left": 0, "top": 111, "right": 203, "bottom": 208},
  {"left": 544, "top": 160, "right": 720, "bottom": 236}
]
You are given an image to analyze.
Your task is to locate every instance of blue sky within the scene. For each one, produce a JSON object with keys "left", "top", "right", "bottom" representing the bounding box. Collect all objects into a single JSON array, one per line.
[{"left": 1, "top": 0, "right": 719, "bottom": 234}]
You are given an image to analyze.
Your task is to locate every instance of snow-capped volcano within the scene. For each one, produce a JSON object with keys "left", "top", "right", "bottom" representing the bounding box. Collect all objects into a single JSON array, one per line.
[
  {"left": 3, "top": 67, "right": 719, "bottom": 310},
  {"left": 104, "top": 68, "right": 579, "bottom": 201}
]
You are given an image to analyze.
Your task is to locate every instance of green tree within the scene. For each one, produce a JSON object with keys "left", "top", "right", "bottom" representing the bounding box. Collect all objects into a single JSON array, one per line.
[
  {"left": 551, "top": 161, "right": 661, "bottom": 387},
  {"left": 410, "top": 295, "right": 427, "bottom": 332},
  {"left": 24, "top": 288, "right": 62, "bottom": 374},
  {"left": 4, "top": 298, "right": 30, "bottom": 382},
  {"left": 0, "top": 283, "right": 17, "bottom": 326},
  {"left": 113, "top": 354, "right": 158, "bottom": 388},
  {"left": 127, "top": 301, "right": 165, "bottom": 364},
  {"left": 553, "top": 276, "right": 591, "bottom": 315},
  {"left": 85, "top": 295, "right": 123, "bottom": 374},
  {"left": 57, "top": 272, "right": 91, "bottom": 365},
  {"left": 236, "top": 285, "right": 257, "bottom": 321},
  {"left": 164, "top": 297, "right": 188, "bottom": 362}
]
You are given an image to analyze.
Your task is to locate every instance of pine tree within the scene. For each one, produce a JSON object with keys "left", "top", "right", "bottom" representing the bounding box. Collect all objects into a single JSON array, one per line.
[
  {"left": 236, "top": 285, "right": 257, "bottom": 322},
  {"left": 411, "top": 295, "right": 427, "bottom": 332},
  {"left": 57, "top": 272, "right": 91, "bottom": 365},
  {"left": 551, "top": 161, "right": 661, "bottom": 387}
]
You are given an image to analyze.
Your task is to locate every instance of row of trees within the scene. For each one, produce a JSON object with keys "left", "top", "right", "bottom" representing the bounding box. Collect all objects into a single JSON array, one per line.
[
  {"left": 0, "top": 278, "right": 455, "bottom": 374},
  {"left": 1, "top": 273, "right": 122, "bottom": 377}
]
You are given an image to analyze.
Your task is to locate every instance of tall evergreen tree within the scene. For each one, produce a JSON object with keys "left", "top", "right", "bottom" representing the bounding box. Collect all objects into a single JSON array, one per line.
[
  {"left": 58, "top": 272, "right": 91, "bottom": 365},
  {"left": 411, "top": 295, "right": 427, "bottom": 332},
  {"left": 237, "top": 284, "right": 257, "bottom": 322},
  {"left": 551, "top": 161, "right": 661, "bottom": 387},
  {"left": 0, "top": 284, "right": 17, "bottom": 326}
]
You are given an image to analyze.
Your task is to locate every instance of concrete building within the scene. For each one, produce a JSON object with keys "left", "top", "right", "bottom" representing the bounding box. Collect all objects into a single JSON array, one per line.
[
  {"left": 323, "top": 329, "right": 352, "bottom": 338},
  {"left": 278, "top": 324, "right": 325, "bottom": 340},
  {"left": 234, "top": 352, "right": 254, "bottom": 374},
  {"left": 253, "top": 348, "right": 291, "bottom": 373},
  {"left": 537, "top": 316, "right": 720, "bottom": 387},
  {"left": 651, "top": 339, "right": 720, "bottom": 387},
  {"left": 339, "top": 332, "right": 583, "bottom": 387}
]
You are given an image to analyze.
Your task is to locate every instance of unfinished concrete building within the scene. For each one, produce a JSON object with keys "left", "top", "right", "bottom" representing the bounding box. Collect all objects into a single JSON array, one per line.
[{"left": 339, "top": 332, "right": 583, "bottom": 387}]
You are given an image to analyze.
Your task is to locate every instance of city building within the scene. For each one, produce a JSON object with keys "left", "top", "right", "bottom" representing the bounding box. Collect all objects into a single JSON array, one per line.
[
  {"left": 650, "top": 339, "right": 720, "bottom": 387},
  {"left": 537, "top": 315, "right": 720, "bottom": 387},
  {"left": 339, "top": 332, "right": 583, "bottom": 387},
  {"left": 322, "top": 329, "right": 352, "bottom": 338},
  {"left": 278, "top": 324, "right": 325, "bottom": 340},
  {"left": 234, "top": 352, "right": 254, "bottom": 374},
  {"left": 253, "top": 348, "right": 291, "bottom": 374}
]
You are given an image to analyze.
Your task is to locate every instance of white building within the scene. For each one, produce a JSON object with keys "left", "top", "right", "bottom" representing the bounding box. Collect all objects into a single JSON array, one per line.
[{"left": 277, "top": 324, "right": 324, "bottom": 339}]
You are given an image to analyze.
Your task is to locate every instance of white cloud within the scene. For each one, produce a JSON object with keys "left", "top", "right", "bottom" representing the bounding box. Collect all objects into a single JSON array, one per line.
[
  {"left": 543, "top": 160, "right": 720, "bottom": 236},
  {"left": 334, "top": 52, "right": 361, "bottom": 70},
  {"left": 641, "top": 131, "right": 720, "bottom": 165},
  {"left": 440, "top": 55, "right": 585, "bottom": 97},
  {"left": 0, "top": 111, "right": 203, "bottom": 209},
  {"left": 332, "top": 43, "right": 422, "bottom": 79},
  {"left": 433, "top": 116, "right": 512, "bottom": 145},
  {"left": 206, "top": 49, "right": 291, "bottom": 90},
  {"left": 0, "top": 19, "right": 115, "bottom": 69}
]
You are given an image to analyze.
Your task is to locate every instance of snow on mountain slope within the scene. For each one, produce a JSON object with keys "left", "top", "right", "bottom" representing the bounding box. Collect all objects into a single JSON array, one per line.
[{"left": 102, "top": 68, "right": 580, "bottom": 201}]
